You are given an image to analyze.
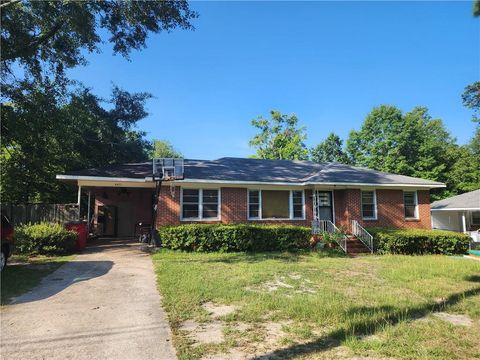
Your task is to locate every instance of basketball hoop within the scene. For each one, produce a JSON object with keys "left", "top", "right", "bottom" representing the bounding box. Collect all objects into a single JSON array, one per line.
[{"left": 169, "top": 180, "right": 176, "bottom": 198}]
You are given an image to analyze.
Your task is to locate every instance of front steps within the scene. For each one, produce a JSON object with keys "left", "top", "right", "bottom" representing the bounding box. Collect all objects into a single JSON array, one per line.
[{"left": 346, "top": 235, "right": 371, "bottom": 255}]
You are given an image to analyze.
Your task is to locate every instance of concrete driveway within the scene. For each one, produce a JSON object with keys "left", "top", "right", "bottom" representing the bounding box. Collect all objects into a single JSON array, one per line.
[{"left": 1, "top": 239, "right": 176, "bottom": 360}]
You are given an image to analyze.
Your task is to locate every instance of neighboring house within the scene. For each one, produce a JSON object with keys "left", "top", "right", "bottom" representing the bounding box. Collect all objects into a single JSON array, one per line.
[
  {"left": 431, "top": 189, "right": 480, "bottom": 241},
  {"left": 57, "top": 158, "right": 444, "bottom": 240}
]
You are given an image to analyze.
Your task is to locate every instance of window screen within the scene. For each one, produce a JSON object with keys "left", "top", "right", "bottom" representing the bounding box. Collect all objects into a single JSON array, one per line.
[
  {"left": 361, "top": 191, "right": 376, "bottom": 219},
  {"left": 182, "top": 189, "right": 199, "bottom": 219},
  {"left": 248, "top": 190, "right": 260, "bottom": 219},
  {"left": 202, "top": 189, "right": 219, "bottom": 219},
  {"left": 472, "top": 212, "right": 480, "bottom": 225},
  {"left": 292, "top": 191, "right": 303, "bottom": 218},
  {"left": 404, "top": 191, "right": 418, "bottom": 218},
  {"left": 261, "top": 190, "right": 289, "bottom": 218}
]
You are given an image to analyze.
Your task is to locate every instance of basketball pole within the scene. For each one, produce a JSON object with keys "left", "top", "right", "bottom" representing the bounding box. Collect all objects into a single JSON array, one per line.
[{"left": 151, "top": 179, "right": 162, "bottom": 246}]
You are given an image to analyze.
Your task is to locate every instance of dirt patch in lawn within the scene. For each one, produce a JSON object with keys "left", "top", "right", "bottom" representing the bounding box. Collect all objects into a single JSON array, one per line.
[
  {"left": 433, "top": 312, "right": 473, "bottom": 327},
  {"left": 247, "top": 275, "right": 318, "bottom": 295},
  {"left": 203, "top": 301, "right": 238, "bottom": 318}
]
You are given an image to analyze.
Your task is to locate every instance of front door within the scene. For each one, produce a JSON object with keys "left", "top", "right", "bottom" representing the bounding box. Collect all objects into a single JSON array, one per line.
[{"left": 314, "top": 191, "right": 333, "bottom": 222}]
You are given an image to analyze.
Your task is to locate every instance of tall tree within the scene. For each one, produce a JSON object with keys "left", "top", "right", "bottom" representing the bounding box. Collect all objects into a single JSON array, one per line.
[
  {"left": 249, "top": 110, "right": 308, "bottom": 160},
  {"left": 0, "top": 0, "right": 197, "bottom": 203},
  {"left": 310, "top": 132, "right": 349, "bottom": 164},
  {"left": 151, "top": 139, "right": 183, "bottom": 159},
  {"left": 1, "top": 1, "right": 197, "bottom": 80},
  {"left": 346, "top": 105, "right": 459, "bottom": 198},
  {"left": 1, "top": 84, "right": 152, "bottom": 203}
]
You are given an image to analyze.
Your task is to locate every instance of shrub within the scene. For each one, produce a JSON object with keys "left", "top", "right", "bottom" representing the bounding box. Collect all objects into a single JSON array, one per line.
[
  {"left": 368, "top": 228, "right": 470, "bottom": 255},
  {"left": 15, "top": 223, "right": 77, "bottom": 255},
  {"left": 159, "top": 224, "right": 311, "bottom": 252}
]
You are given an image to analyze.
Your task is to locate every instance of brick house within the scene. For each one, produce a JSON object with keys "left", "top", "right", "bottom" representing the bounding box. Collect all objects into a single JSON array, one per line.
[{"left": 57, "top": 157, "right": 444, "bottom": 241}]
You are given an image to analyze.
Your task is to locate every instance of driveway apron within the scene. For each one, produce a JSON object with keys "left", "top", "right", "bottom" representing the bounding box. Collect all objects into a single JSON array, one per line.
[{"left": 1, "top": 239, "right": 176, "bottom": 360}]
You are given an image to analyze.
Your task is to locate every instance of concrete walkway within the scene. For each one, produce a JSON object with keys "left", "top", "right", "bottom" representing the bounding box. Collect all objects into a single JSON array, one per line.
[{"left": 1, "top": 239, "right": 176, "bottom": 360}]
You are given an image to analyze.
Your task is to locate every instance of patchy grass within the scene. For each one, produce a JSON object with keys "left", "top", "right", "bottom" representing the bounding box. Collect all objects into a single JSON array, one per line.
[
  {"left": 1, "top": 254, "right": 73, "bottom": 305},
  {"left": 152, "top": 251, "right": 480, "bottom": 360}
]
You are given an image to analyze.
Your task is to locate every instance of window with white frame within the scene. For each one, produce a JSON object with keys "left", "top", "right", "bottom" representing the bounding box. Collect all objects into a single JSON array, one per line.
[
  {"left": 181, "top": 189, "right": 219, "bottom": 220},
  {"left": 361, "top": 191, "right": 377, "bottom": 220},
  {"left": 248, "top": 190, "right": 304, "bottom": 220},
  {"left": 472, "top": 211, "right": 480, "bottom": 225},
  {"left": 403, "top": 191, "right": 418, "bottom": 219},
  {"left": 248, "top": 190, "right": 260, "bottom": 219}
]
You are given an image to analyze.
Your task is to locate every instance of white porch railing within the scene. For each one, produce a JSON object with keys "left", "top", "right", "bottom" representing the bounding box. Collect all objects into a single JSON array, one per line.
[
  {"left": 351, "top": 220, "right": 374, "bottom": 253},
  {"left": 312, "top": 219, "right": 348, "bottom": 253}
]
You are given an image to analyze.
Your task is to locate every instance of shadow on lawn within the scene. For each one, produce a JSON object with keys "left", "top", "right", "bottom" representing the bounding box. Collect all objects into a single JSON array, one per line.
[{"left": 251, "top": 284, "right": 480, "bottom": 359}]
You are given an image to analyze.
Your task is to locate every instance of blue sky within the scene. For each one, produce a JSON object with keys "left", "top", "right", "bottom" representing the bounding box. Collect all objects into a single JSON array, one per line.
[{"left": 68, "top": 1, "right": 479, "bottom": 159}]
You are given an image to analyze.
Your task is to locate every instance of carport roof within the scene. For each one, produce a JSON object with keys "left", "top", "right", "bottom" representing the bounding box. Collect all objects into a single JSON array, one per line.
[
  {"left": 57, "top": 157, "right": 445, "bottom": 188},
  {"left": 430, "top": 189, "right": 480, "bottom": 211}
]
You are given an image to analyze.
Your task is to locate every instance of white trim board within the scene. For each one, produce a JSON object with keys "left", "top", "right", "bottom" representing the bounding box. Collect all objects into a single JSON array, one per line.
[
  {"left": 57, "top": 174, "right": 445, "bottom": 189},
  {"left": 431, "top": 208, "right": 480, "bottom": 211}
]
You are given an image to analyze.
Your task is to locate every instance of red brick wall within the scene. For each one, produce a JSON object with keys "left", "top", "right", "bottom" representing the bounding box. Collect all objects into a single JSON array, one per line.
[
  {"left": 334, "top": 189, "right": 431, "bottom": 230},
  {"left": 155, "top": 186, "right": 431, "bottom": 230},
  {"left": 156, "top": 187, "right": 314, "bottom": 227}
]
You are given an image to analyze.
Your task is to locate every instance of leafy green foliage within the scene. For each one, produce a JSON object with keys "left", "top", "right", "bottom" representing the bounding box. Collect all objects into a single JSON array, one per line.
[
  {"left": 0, "top": 0, "right": 197, "bottom": 203},
  {"left": 368, "top": 228, "right": 470, "bottom": 255},
  {"left": 473, "top": 0, "right": 480, "bottom": 17},
  {"left": 310, "top": 132, "right": 349, "bottom": 164},
  {"left": 1, "top": 84, "right": 152, "bottom": 203},
  {"left": 159, "top": 224, "right": 311, "bottom": 252},
  {"left": 151, "top": 139, "right": 183, "bottom": 159},
  {"left": 346, "top": 106, "right": 463, "bottom": 199},
  {"left": 14, "top": 223, "right": 77, "bottom": 255},
  {"left": 1, "top": 0, "right": 197, "bottom": 79},
  {"left": 249, "top": 110, "right": 309, "bottom": 160}
]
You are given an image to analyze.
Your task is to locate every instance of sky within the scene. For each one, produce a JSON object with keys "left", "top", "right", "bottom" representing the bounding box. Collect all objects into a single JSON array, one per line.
[{"left": 68, "top": 1, "right": 480, "bottom": 160}]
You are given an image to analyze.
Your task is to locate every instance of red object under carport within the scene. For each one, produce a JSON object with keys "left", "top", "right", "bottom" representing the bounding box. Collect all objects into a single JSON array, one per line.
[{"left": 65, "top": 222, "right": 87, "bottom": 250}]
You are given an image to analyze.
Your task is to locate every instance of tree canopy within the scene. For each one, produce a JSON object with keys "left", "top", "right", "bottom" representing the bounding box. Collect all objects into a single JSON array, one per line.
[
  {"left": 1, "top": 0, "right": 197, "bottom": 203},
  {"left": 1, "top": 0, "right": 197, "bottom": 79},
  {"left": 151, "top": 139, "right": 183, "bottom": 159},
  {"left": 1, "top": 84, "right": 152, "bottom": 203},
  {"left": 249, "top": 110, "right": 308, "bottom": 160},
  {"left": 310, "top": 132, "right": 349, "bottom": 164}
]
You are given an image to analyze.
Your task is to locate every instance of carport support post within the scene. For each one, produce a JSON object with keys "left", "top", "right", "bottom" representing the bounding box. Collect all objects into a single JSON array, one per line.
[
  {"left": 77, "top": 185, "right": 82, "bottom": 221},
  {"left": 87, "top": 191, "right": 91, "bottom": 233}
]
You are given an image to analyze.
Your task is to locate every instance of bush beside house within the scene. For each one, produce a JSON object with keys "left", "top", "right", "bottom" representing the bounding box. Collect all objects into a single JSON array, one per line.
[
  {"left": 15, "top": 223, "right": 77, "bottom": 255},
  {"left": 159, "top": 224, "right": 311, "bottom": 252},
  {"left": 368, "top": 228, "right": 470, "bottom": 255}
]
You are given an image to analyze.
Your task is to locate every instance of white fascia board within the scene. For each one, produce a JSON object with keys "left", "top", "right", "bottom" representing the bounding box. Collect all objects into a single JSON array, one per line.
[
  {"left": 58, "top": 174, "right": 445, "bottom": 189},
  {"left": 56, "top": 175, "right": 147, "bottom": 183},
  {"left": 431, "top": 208, "right": 480, "bottom": 211},
  {"left": 170, "top": 178, "right": 445, "bottom": 189}
]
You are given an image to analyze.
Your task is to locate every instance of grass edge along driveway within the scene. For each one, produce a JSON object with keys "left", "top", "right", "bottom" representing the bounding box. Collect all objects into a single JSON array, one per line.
[
  {"left": 1, "top": 254, "right": 73, "bottom": 305},
  {"left": 153, "top": 251, "right": 480, "bottom": 360}
]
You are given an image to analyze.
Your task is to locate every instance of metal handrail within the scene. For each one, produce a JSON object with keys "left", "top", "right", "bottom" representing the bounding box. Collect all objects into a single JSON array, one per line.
[
  {"left": 312, "top": 219, "right": 348, "bottom": 253},
  {"left": 351, "top": 220, "right": 374, "bottom": 253}
]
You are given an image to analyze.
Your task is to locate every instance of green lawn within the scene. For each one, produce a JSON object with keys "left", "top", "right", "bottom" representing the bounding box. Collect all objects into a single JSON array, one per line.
[
  {"left": 1, "top": 254, "right": 73, "bottom": 305},
  {"left": 153, "top": 251, "right": 480, "bottom": 360}
]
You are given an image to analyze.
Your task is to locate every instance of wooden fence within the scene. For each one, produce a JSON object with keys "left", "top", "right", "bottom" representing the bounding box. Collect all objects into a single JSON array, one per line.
[{"left": 1, "top": 203, "right": 80, "bottom": 226}]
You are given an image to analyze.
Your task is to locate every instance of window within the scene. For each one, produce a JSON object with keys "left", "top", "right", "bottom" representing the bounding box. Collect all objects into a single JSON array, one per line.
[
  {"left": 262, "top": 190, "right": 289, "bottom": 218},
  {"left": 248, "top": 190, "right": 305, "bottom": 220},
  {"left": 472, "top": 212, "right": 480, "bottom": 225},
  {"left": 404, "top": 191, "right": 418, "bottom": 219},
  {"left": 181, "top": 189, "right": 219, "bottom": 220},
  {"left": 202, "top": 189, "right": 219, "bottom": 218},
  {"left": 248, "top": 190, "right": 260, "bottom": 219},
  {"left": 292, "top": 191, "right": 304, "bottom": 219},
  {"left": 361, "top": 191, "right": 377, "bottom": 220}
]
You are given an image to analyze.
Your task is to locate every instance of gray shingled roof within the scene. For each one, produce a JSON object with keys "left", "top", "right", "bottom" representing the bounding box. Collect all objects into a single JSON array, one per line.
[
  {"left": 60, "top": 157, "right": 444, "bottom": 187},
  {"left": 431, "top": 189, "right": 480, "bottom": 210}
]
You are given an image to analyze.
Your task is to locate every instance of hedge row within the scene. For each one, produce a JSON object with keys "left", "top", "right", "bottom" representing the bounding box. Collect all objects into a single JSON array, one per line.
[
  {"left": 15, "top": 223, "right": 77, "bottom": 255},
  {"left": 368, "top": 228, "right": 470, "bottom": 255},
  {"left": 159, "top": 224, "right": 311, "bottom": 252}
]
